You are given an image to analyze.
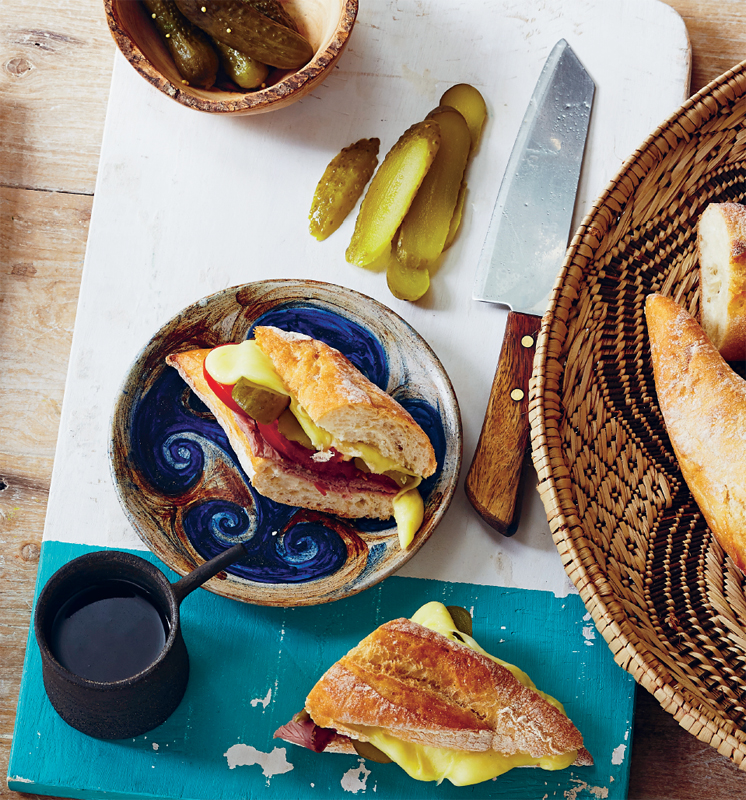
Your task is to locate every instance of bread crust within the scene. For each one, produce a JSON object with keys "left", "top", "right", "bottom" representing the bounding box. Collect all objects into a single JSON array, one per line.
[
  {"left": 305, "top": 618, "right": 586, "bottom": 759},
  {"left": 165, "top": 348, "right": 399, "bottom": 519},
  {"left": 253, "top": 326, "right": 437, "bottom": 478},
  {"left": 646, "top": 293, "right": 746, "bottom": 573},
  {"left": 698, "top": 202, "right": 746, "bottom": 361}
]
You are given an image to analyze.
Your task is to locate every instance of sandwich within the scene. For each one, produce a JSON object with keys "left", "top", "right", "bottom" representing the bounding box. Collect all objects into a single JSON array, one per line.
[
  {"left": 274, "top": 602, "right": 593, "bottom": 786},
  {"left": 166, "top": 326, "right": 437, "bottom": 548}
]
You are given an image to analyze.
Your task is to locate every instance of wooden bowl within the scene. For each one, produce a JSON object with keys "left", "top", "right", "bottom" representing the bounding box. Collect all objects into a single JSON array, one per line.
[{"left": 104, "top": 0, "right": 358, "bottom": 114}]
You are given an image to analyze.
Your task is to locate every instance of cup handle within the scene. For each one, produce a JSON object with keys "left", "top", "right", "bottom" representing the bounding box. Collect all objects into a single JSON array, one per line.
[{"left": 172, "top": 542, "right": 247, "bottom": 604}]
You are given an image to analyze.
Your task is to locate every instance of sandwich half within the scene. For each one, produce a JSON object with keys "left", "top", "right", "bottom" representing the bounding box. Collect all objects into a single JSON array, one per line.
[
  {"left": 274, "top": 602, "right": 593, "bottom": 786},
  {"left": 166, "top": 326, "right": 437, "bottom": 548}
]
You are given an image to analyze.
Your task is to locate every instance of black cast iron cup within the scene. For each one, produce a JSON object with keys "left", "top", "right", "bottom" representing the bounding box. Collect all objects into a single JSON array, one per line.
[{"left": 34, "top": 543, "right": 246, "bottom": 740}]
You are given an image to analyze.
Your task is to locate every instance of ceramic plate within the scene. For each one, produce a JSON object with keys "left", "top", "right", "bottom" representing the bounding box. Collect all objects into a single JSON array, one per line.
[{"left": 110, "top": 280, "right": 461, "bottom": 606}]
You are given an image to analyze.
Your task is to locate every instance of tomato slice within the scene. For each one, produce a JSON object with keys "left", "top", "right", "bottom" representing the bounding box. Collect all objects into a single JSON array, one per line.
[{"left": 259, "top": 420, "right": 397, "bottom": 491}]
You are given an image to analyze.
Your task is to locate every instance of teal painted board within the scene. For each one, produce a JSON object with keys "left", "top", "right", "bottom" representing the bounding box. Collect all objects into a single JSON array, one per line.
[{"left": 9, "top": 541, "right": 635, "bottom": 800}]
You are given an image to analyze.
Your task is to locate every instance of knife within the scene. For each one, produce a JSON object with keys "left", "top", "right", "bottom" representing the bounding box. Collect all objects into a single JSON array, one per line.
[{"left": 465, "top": 39, "right": 595, "bottom": 535}]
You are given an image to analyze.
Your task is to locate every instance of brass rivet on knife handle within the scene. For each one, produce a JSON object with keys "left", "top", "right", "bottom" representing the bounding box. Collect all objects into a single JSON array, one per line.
[{"left": 465, "top": 311, "right": 540, "bottom": 535}]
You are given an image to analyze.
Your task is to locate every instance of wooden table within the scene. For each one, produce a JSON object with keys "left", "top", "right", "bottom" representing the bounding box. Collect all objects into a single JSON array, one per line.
[{"left": 1, "top": 2, "right": 746, "bottom": 798}]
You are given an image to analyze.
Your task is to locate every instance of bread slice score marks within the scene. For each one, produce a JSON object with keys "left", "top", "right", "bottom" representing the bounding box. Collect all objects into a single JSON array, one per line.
[
  {"left": 275, "top": 603, "right": 592, "bottom": 786},
  {"left": 646, "top": 292, "right": 746, "bottom": 573},
  {"left": 306, "top": 618, "right": 585, "bottom": 756}
]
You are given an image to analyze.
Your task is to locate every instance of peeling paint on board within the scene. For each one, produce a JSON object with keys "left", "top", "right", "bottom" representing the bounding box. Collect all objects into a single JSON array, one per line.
[
  {"left": 611, "top": 743, "right": 627, "bottom": 765},
  {"left": 565, "top": 779, "right": 610, "bottom": 799},
  {"left": 223, "top": 744, "right": 293, "bottom": 780},
  {"left": 582, "top": 613, "right": 597, "bottom": 646},
  {"left": 250, "top": 688, "right": 273, "bottom": 709},
  {"left": 340, "top": 759, "right": 372, "bottom": 794}
]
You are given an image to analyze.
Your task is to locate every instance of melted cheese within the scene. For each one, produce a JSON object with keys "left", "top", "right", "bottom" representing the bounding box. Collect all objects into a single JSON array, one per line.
[
  {"left": 352, "top": 603, "right": 578, "bottom": 786},
  {"left": 205, "top": 341, "right": 288, "bottom": 396},
  {"left": 204, "top": 341, "right": 427, "bottom": 547},
  {"left": 392, "top": 486, "right": 424, "bottom": 548}
]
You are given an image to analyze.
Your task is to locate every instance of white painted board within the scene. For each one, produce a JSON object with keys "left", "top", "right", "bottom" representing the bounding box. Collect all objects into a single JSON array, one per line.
[{"left": 44, "top": 0, "right": 690, "bottom": 598}]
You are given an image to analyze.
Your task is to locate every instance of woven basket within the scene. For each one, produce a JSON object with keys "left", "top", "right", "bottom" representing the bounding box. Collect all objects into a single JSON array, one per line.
[{"left": 530, "top": 60, "right": 746, "bottom": 768}]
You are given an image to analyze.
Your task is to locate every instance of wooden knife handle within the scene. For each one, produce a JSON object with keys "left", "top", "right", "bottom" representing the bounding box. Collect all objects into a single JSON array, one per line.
[{"left": 465, "top": 310, "right": 541, "bottom": 535}]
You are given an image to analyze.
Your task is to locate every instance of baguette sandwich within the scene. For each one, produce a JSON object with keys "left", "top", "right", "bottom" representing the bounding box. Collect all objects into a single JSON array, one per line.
[
  {"left": 646, "top": 292, "right": 746, "bottom": 573},
  {"left": 166, "top": 326, "right": 437, "bottom": 548},
  {"left": 274, "top": 602, "right": 593, "bottom": 786}
]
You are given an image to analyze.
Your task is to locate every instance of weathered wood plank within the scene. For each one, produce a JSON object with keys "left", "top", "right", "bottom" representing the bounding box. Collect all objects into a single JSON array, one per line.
[
  {"left": 0, "top": 1, "right": 113, "bottom": 194},
  {"left": 0, "top": 186, "right": 91, "bottom": 457},
  {"left": 664, "top": 0, "right": 746, "bottom": 92}
]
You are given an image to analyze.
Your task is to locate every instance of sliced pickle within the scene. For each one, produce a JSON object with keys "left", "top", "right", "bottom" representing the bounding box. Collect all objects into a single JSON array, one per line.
[
  {"left": 309, "top": 138, "right": 381, "bottom": 241},
  {"left": 232, "top": 377, "right": 289, "bottom": 424},
  {"left": 440, "top": 83, "right": 487, "bottom": 150},
  {"left": 175, "top": 0, "right": 313, "bottom": 69},
  {"left": 443, "top": 180, "right": 467, "bottom": 251},
  {"left": 352, "top": 739, "right": 393, "bottom": 764},
  {"left": 144, "top": 0, "right": 219, "bottom": 88},
  {"left": 277, "top": 409, "right": 314, "bottom": 449},
  {"left": 214, "top": 40, "right": 269, "bottom": 89},
  {"left": 446, "top": 605, "right": 473, "bottom": 637},
  {"left": 395, "top": 106, "right": 471, "bottom": 270},
  {"left": 387, "top": 256, "right": 430, "bottom": 302},
  {"left": 346, "top": 120, "right": 441, "bottom": 268}
]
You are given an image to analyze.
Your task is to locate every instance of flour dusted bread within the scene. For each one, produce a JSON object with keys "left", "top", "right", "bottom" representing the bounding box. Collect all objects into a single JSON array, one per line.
[
  {"left": 646, "top": 293, "right": 746, "bottom": 573},
  {"left": 253, "top": 327, "right": 436, "bottom": 477},
  {"left": 274, "top": 604, "right": 592, "bottom": 785},
  {"left": 698, "top": 202, "right": 746, "bottom": 361},
  {"left": 305, "top": 617, "right": 588, "bottom": 760}
]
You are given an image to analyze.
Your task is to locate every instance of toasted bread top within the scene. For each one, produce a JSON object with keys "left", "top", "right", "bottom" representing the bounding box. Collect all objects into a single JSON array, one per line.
[
  {"left": 305, "top": 618, "right": 585, "bottom": 758},
  {"left": 254, "top": 326, "right": 436, "bottom": 477}
]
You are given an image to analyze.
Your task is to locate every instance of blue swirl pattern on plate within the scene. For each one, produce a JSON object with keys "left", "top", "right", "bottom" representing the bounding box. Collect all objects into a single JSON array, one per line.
[{"left": 111, "top": 281, "right": 461, "bottom": 606}]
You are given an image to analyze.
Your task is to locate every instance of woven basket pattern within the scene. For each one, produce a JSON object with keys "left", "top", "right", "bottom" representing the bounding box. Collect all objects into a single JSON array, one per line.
[{"left": 530, "top": 61, "right": 746, "bottom": 767}]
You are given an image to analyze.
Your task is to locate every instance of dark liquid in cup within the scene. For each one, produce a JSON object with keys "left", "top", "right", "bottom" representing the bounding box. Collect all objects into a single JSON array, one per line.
[{"left": 49, "top": 580, "right": 169, "bottom": 682}]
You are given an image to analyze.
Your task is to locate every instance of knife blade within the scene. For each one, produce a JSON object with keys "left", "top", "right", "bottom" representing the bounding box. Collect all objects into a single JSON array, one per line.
[{"left": 465, "top": 39, "right": 595, "bottom": 535}]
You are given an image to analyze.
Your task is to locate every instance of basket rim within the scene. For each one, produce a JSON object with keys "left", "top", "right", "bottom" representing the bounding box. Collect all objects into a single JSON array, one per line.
[{"left": 529, "top": 55, "right": 746, "bottom": 767}]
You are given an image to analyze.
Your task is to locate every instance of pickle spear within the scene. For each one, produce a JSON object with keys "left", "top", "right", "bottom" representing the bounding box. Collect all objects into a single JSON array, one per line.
[
  {"left": 143, "top": 0, "right": 219, "bottom": 88},
  {"left": 309, "top": 138, "right": 380, "bottom": 241},
  {"left": 232, "top": 378, "right": 289, "bottom": 424},
  {"left": 440, "top": 83, "right": 487, "bottom": 150},
  {"left": 214, "top": 40, "right": 269, "bottom": 89},
  {"left": 346, "top": 120, "right": 441, "bottom": 268},
  {"left": 395, "top": 106, "right": 471, "bottom": 270},
  {"left": 387, "top": 256, "right": 430, "bottom": 301},
  {"left": 175, "top": 0, "right": 314, "bottom": 69},
  {"left": 443, "top": 180, "right": 467, "bottom": 250}
]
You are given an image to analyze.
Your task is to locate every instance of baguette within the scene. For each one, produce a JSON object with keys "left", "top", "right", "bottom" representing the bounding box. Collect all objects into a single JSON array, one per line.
[
  {"left": 166, "top": 328, "right": 436, "bottom": 545},
  {"left": 698, "top": 202, "right": 746, "bottom": 361},
  {"left": 645, "top": 293, "right": 746, "bottom": 573},
  {"left": 274, "top": 602, "right": 592, "bottom": 786}
]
